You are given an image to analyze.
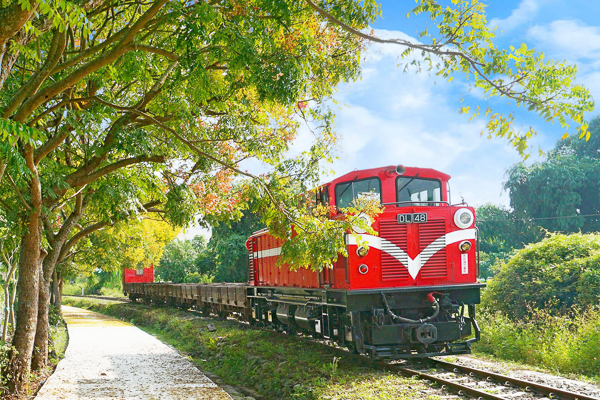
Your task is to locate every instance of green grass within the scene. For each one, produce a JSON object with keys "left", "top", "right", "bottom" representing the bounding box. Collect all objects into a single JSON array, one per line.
[
  {"left": 62, "top": 283, "right": 83, "bottom": 296},
  {"left": 62, "top": 297, "right": 441, "bottom": 400},
  {"left": 474, "top": 308, "right": 600, "bottom": 381}
]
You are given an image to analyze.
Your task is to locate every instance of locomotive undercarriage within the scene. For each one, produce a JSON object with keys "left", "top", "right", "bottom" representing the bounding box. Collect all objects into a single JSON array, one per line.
[{"left": 248, "top": 283, "right": 483, "bottom": 360}]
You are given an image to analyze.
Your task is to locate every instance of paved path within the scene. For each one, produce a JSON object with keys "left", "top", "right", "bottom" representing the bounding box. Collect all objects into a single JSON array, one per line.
[{"left": 36, "top": 306, "right": 232, "bottom": 400}]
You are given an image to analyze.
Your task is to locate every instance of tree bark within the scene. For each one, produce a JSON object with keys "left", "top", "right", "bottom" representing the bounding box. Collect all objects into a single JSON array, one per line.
[
  {"left": 1, "top": 258, "right": 17, "bottom": 342},
  {"left": 4, "top": 144, "right": 43, "bottom": 394},
  {"left": 51, "top": 270, "right": 63, "bottom": 311},
  {"left": 33, "top": 194, "right": 84, "bottom": 370},
  {"left": 31, "top": 269, "right": 51, "bottom": 371}
]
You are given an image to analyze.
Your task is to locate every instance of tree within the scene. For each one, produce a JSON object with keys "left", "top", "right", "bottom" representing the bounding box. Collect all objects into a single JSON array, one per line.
[
  {"left": 74, "top": 218, "right": 179, "bottom": 283},
  {"left": 208, "top": 205, "right": 263, "bottom": 282},
  {"left": 156, "top": 237, "right": 205, "bottom": 283},
  {"left": 504, "top": 116, "right": 600, "bottom": 234},
  {"left": 0, "top": 1, "right": 373, "bottom": 389},
  {"left": 477, "top": 203, "right": 543, "bottom": 254},
  {"left": 0, "top": 0, "right": 594, "bottom": 392}
]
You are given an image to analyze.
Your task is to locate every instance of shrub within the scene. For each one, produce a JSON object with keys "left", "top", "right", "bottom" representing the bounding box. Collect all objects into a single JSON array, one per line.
[
  {"left": 482, "top": 233, "right": 600, "bottom": 319},
  {"left": 474, "top": 308, "right": 600, "bottom": 377}
]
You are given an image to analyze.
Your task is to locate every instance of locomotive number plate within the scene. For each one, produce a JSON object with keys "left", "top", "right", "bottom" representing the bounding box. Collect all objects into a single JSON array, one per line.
[{"left": 397, "top": 213, "right": 427, "bottom": 224}]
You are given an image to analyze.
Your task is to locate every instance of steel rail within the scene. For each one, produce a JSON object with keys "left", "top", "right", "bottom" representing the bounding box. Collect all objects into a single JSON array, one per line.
[
  {"left": 390, "top": 364, "right": 507, "bottom": 400},
  {"left": 429, "top": 359, "right": 599, "bottom": 400},
  {"left": 295, "top": 341, "right": 508, "bottom": 400}
]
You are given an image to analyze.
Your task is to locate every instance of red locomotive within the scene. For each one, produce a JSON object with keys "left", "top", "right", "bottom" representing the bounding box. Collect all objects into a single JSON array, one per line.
[
  {"left": 246, "top": 165, "right": 483, "bottom": 358},
  {"left": 124, "top": 164, "right": 484, "bottom": 359}
]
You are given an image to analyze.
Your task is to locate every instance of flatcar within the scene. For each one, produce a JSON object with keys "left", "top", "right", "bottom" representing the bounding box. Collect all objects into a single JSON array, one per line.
[{"left": 124, "top": 164, "right": 484, "bottom": 360}]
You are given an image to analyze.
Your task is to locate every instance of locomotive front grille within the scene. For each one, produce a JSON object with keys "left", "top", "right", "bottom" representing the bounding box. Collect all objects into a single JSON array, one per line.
[
  {"left": 380, "top": 221, "right": 409, "bottom": 281},
  {"left": 380, "top": 218, "right": 448, "bottom": 281},
  {"left": 418, "top": 219, "right": 448, "bottom": 278}
]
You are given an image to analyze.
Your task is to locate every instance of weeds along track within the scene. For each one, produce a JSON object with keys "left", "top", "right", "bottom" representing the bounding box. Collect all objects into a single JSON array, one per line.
[{"left": 70, "top": 297, "right": 600, "bottom": 400}]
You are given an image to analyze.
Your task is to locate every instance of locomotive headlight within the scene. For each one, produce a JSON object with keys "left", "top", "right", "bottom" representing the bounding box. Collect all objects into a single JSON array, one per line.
[
  {"left": 454, "top": 208, "right": 474, "bottom": 229},
  {"left": 356, "top": 246, "right": 369, "bottom": 257},
  {"left": 459, "top": 240, "right": 472, "bottom": 252},
  {"left": 358, "top": 264, "right": 369, "bottom": 274},
  {"left": 352, "top": 213, "right": 372, "bottom": 234}
]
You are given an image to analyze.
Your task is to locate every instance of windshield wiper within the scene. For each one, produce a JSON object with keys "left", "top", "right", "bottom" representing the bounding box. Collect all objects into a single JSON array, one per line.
[
  {"left": 397, "top": 173, "right": 420, "bottom": 198},
  {"left": 337, "top": 174, "right": 359, "bottom": 207}
]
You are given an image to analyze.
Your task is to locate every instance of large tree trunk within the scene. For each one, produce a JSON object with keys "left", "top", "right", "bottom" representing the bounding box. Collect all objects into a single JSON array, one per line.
[
  {"left": 32, "top": 193, "right": 83, "bottom": 371},
  {"left": 4, "top": 144, "right": 43, "bottom": 394},
  {"left": 31, "top": 272, "right": 51, "bottom": 370},
  {"left": 6, "top": 228, "right": 42, "bottom": 392}
]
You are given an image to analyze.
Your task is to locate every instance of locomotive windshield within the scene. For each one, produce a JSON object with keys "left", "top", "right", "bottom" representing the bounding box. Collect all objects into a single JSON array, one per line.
[
  {"left": 335, "top": 177, "right": 381, "bottom": 208},
  {"left": 396, "top": 176, "right": 442, "bottom": 205}
]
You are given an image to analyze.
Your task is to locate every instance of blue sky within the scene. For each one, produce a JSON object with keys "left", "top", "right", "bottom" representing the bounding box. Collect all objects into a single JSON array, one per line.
[
  {"left": 181, "top": 0, "right": 600, "bottom": 239},
  {"left": 325, "top": 0, "right": 600, "bottom": 207}
]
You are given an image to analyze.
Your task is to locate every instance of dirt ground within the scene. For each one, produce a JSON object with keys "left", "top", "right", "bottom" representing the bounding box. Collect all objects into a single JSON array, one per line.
[{"left": 34, "top": 306, "right": 232, "bottom": 400}]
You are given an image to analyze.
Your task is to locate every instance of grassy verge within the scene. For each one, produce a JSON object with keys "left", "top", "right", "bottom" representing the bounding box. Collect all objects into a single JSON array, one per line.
[
  {"left": 1, "top": 305, "right": 68, "bottom": 399},
  {"left": 473, "top": 309, "right": 600, "bottom": 381},
  {"left": 62, "top": 297, "right": 441, "bottom": 400}
]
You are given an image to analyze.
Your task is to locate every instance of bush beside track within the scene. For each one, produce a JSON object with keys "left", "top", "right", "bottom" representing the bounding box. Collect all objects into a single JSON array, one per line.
[
  {"left": 474, "top": 308, "right": 600, "bottom": 378},
  {"left": 475, "top": 233, "right": 600, "bottom": 379},
  {"left": 62, "top": 297, "right": 439, "bottom": 400}
]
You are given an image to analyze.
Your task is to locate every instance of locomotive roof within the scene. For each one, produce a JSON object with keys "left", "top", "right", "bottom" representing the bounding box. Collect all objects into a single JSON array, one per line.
[{"left": 325, "top": 165, "right": 451, "bottom": 186}]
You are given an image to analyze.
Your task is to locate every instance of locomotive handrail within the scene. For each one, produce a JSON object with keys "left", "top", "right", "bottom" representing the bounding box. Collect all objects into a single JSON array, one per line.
[{"left": 381, "top": 200, "right": 449, "bottom": 206}]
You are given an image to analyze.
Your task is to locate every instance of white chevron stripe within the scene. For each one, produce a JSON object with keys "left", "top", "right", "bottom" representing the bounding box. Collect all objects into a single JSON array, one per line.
[{"left": 347, "top": 228, "right": 476, "bottom": 279}]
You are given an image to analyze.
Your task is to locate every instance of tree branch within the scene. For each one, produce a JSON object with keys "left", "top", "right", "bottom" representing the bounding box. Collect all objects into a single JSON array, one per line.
[
  {"left": 34, "top": 129, "right": 70, "bottom": 165},
  {"left": 12, "top": 0, "right": 169, "bottom": 123},
  {"left": 66, "top": 154, "right": 166, "bottom": 189},
  {"left": 130, "top": 43, "right": 180, "bottom": 61},
  {"left": 7, "top": 174, "right": 31, "bottom": 211},
  {"left": 303, "top": 0, "right": 537, "bottom": 106},
  {"left": 2, "top": 29, "right": 67, "bottom": 119}
]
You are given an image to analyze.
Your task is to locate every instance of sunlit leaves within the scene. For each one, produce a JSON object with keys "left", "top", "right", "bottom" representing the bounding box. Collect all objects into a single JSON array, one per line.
[
  {"left": 408, "top": 0, "right": 594, "bottom": 155},
  {"left": 0, "top": 119, "right": 41, "bottom": 146}
]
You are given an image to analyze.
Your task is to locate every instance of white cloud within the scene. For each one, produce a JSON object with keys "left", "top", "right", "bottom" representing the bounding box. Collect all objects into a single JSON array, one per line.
[
  {"left": 243, "top": 28, "right": 527, "bottom": 208},
  {"left": 527, "top": 20, "right": 600, "bottom": 61},
  {"left": 325, "top": 30, "right": 525, "bottom": 207},
  {"left": 489, "top": 0, "right": 541, "bottom": 32}
]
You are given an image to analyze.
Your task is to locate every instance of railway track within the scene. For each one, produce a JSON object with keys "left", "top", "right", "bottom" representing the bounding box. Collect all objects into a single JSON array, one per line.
[
  {"left": 301, "top": 335, "right": 600, "bottom": 400},
  {"left": 69, "top": 296, "right": 599, "bottom": 400},
  {"left": 384, "top": 358, "right": 600, "bottom": 400}
]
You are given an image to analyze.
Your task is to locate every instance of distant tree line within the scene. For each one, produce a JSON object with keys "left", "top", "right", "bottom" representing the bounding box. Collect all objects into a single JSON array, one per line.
[
  {"left": 156, "top": 207, "right": 263, "bottom": 283},
  {"left": 477, "top": 116, "right": 600, "bottom": 278}
]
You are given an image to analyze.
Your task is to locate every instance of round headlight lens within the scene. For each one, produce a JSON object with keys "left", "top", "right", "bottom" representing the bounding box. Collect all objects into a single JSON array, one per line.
[
  {"left": 460, "top": 213, "right": 472, "bottom": 225},
  {"left": 356, "top": 246, "right": 369, "bottom": 257},
  {"left": 459, "top": 240, "right": 472, "bottom": 252},
  {"left": 454, "top": 208, "right": 474, "bottom": 229}
]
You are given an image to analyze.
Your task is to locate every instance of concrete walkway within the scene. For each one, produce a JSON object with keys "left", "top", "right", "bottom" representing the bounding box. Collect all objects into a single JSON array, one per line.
[{"left": 36, "top": 306, "right": 232, "bottom": 400}]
